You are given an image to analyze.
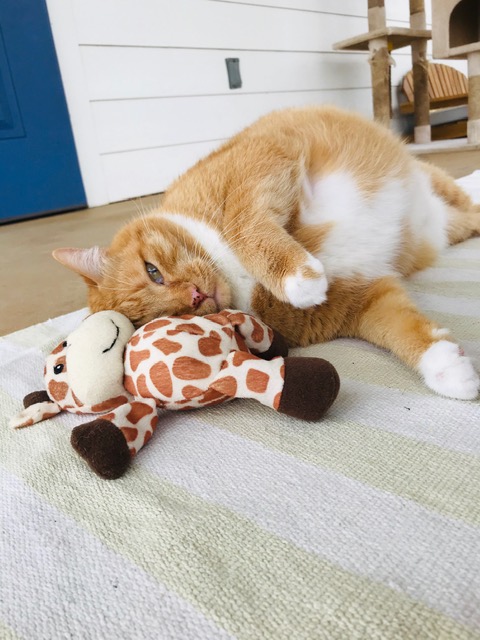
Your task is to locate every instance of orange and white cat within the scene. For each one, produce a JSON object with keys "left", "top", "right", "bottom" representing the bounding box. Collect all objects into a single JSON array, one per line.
[{"left": 54, "top": 106, "right": 480, "bottom": 400}]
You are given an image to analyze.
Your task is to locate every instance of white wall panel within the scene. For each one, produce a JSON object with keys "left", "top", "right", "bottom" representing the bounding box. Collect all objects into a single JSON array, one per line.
[
  {"left": 102, "top": 140, "right": 224, "bottom": 204},
  {"left": 73, "top": 0, "right": 367, "bottom": 52},
  {"left": 82, "top": 48, "right": 371, "bottom": 100},
  {"left": 208, "top": 0, "right": 366, "bottom": 16},
  {"left": 94, "top": 89, "right": 372, "bottom": 155}
]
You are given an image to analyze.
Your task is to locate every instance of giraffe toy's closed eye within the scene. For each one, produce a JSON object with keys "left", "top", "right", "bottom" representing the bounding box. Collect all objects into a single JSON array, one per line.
[{"left": 10, "top": 309, "right": 340, "bottom": 479}]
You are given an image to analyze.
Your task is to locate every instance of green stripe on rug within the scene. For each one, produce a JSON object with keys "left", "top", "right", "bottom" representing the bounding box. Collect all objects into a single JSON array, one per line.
[
  {"left": 295, "top": 341, "right": 442, "bottom": 394},
  {"left": 436, "top": 257, "right": 480, "bottom": 270},
  {"left": 0, "top": 620, "right": 21, "bottom": 640},
  {"left": 407, "top": 280, "right": 480, "bottom": 298},
  {"left": 0, "top": 430, "right": 476, "bottom": 640},
  {"left": 199, "top": 403, "right": 480, "bottom": 527},
  {"left": 422, "top": 312, "right": 480, "bottom": 342}
]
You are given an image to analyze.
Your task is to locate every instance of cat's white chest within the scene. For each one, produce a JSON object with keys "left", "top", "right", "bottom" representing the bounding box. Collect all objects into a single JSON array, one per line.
[
  {"left": 300, "top": 169, "right": 448, "bottom": 279},
  {"left": 159, "top": 212, "right": 256, "bottom": 311}
]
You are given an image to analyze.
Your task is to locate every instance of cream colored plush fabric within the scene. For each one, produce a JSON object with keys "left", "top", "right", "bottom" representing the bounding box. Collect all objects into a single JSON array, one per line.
[{"left": 1, "top": 173, "right": 479, "bottom": 639}]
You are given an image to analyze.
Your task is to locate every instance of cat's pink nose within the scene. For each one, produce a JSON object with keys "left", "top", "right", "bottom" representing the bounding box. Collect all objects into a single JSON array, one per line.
[{"left": 191, "top": 288, "right": 206, "bottom": 309}]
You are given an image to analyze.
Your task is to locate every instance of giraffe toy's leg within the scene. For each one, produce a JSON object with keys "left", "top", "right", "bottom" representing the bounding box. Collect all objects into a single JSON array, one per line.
[
  {"left": 210, "top": 352, "right": 340, "bottom": 421},
  {"left": 71, "top": 398, "right": 158, "bottom": 479},
  {"left": 210, "top": 351, "right": 286, "bottom": 410}
]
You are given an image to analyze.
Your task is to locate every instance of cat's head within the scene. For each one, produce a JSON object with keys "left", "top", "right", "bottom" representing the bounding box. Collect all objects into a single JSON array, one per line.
[{"left": 53, "top": 215, "right": 232, "bottom": 327}]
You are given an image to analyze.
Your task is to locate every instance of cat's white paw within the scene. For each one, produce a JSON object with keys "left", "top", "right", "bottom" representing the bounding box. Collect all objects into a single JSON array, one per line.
[
  {"left": 418, "top": 340, "right": 480, "bottom": 400},
  {"left": 284, "top": 256, "right": 328, "bottom": 308}
]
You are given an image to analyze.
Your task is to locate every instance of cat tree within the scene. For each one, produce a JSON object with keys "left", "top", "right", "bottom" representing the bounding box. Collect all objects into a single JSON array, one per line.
[
  {"left": 432, "top": 0, "right": 480, "bottom": 144},
  {"left": 333, "top": 0, "right": 432, "bottom": 143}
]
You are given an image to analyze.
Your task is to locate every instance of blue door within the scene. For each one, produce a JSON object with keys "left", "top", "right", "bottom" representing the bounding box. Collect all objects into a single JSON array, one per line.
[{"left": 0, "top": 0, "right": 86, "bottom": 222}]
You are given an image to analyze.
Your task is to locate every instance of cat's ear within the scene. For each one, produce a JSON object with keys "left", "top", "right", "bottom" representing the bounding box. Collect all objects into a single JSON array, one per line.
[{"left": 52, "top": 247, "right": 108, "bottom": 286}]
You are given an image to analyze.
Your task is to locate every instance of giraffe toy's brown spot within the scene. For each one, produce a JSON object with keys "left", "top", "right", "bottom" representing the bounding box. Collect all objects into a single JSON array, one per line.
[
  {"left": 246, "top": 369, "right": 270, "bottom": 394},
  {"left": 144, "top": 319, "right": 172, "bottom": 332},
  {"left": 251, "top": 318, "right": 265, "bottom": 343},
  {"left": 234, "top": 334, "right": 248, "bottom": 352},
  {"left": 48, "top": 380, "right": 69, "bottom": 402},
  {"left": 273, "top": 392, "right": 281, "bottom": 410},
  {"left": 121, "top": 427, "right": 139, "bottom": 442},
  {"left": 135, "top": 374, "right": 150, "bottom": 398},
  {"left": 182, "top": 385, "right": 204, "bottom": 399},
  {"left": 127, "top": 402, "right": 154, "bottom": 424},
  {"left": 150, "top": 361, "right": 173, "bottom": 397},
  {"left": 198, "top": 334, "right": 223, "bottom": 357},
  {"left": 71, "top": 391, "right": 84, "bottom": 407},
  {"left": 129, "top": 349, "right": 151, "bottom": 372},
  {"left": 232, "top": 351, "right": 257, "bottom": 367},
  {"left": 51, "top": 342, "right": 65, "bottom": 355},
  {"left": 211, "top": 376, "right": 237, "bottom": 396},
  {"left": 124, "top": 374, "right": 137, "bottom": 395},
  {"left": 91, "top": 396, "right": 129, "bottom": 412},
  {"left": 173, "top": 357, "right": 212, "bottom": 380},
  {"left": 207, "top": 313, "right": 229, "bottom": 326},
  {"left": 167, "top": 323, "right": 205, "bottom": 337},
  {"left": 228, "top": 312, "right": 246, "bottom": 326},
  {"left": 152, "top": 338, "right": 182, "bottom": 355}
]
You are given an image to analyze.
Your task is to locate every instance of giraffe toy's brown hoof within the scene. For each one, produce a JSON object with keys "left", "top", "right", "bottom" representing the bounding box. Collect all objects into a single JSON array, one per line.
[
  {"left": 258, "top": 329, "right": 289, "bottom": 360},
  {"left": 71, "top": 419, "right": 131, "bottom": 479},
  {"left": 278, "top": 357, "right": 340, "bottom": 421}
]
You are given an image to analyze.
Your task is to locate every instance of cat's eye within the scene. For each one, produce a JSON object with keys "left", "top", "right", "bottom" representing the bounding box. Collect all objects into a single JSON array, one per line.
[
  {"left": 53, "top": 364, "right": 64, "bottom": 375},
  {"left": 145, "top": 261, "right": 164, "bottom": 285}
]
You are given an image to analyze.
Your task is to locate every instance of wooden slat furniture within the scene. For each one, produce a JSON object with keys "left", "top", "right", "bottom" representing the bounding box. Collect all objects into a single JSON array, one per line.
[
  {"left": 400, "top": 63, "right": 468, "bottom": 141},
  {"left": 400, "top": 63, "right": 468, "bottom": 114}
]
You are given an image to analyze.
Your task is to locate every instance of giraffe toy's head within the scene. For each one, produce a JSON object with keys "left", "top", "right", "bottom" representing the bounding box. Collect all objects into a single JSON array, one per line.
[
  {"left": 11, "top": 310, "right": 135, "bottom": 428},
  {"left": 11, "top": 309, "right": 340, "bottom": 479}
]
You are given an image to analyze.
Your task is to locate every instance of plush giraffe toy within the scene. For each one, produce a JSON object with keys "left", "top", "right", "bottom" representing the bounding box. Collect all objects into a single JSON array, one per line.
[{"left": 10, "top": 309, "right": 340, "bottom": 479}]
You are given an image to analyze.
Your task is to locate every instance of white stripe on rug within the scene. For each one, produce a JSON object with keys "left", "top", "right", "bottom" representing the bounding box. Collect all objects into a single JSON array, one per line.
[
  {"left": 140, "top": 416, "right": 480, "bottom": 630},
  {"left": 0, "top": 468, "right": 233, "bottom": 640}
]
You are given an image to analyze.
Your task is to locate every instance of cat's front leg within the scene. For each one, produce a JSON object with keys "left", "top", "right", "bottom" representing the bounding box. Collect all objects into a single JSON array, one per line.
[
  {"left": 283, "top": 253, "right": 329, "bottom": 309},
  {"left": 225, "top": 216, "right": 328, "bottom": 308}
]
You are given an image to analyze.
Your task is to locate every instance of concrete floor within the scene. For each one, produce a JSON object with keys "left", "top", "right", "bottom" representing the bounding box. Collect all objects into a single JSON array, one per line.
[{"left": 0, "top": 194, "right": 162, "bottom": 336}]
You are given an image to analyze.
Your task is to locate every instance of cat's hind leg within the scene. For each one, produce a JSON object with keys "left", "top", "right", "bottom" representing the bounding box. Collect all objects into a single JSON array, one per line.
[
  {"left": 421, "top": 161, "right": 480, "bottom": 244},
  {"left": 446, "top": 203, "right": 480, "bottom": 245},
  {"left": 347, "top": 276, "right": 479, "bottom": 400}
]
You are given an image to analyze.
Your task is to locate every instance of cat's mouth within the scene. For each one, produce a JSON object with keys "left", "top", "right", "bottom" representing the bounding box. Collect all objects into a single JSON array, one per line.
[
  {"left": 199, "top": 291, "right": 220, "bottom": 312},
  {"left": 197, "top": 282, "right": 230, "bottom": 314}
]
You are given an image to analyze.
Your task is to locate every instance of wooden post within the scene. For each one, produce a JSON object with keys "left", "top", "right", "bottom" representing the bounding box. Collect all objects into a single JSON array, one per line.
[
  {"left": 409, "top": 0, "right": 431, "bottom": 143},
  {"left": 367, "top": 0, "right": 391, "bottom": 126},
  {"left": 467, "top": 51, "right": 480, "bottom": 144}
]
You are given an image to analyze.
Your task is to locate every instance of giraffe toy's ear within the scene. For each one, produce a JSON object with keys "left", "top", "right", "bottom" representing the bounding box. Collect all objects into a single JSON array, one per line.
[{"left": 9, "top": 390, "right": 61, "bottom": 429}]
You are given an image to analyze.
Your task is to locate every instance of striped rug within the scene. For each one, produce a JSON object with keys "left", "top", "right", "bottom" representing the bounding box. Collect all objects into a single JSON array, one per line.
[{"left": 1, "top": 173, "right": 479, "bottom": 639}]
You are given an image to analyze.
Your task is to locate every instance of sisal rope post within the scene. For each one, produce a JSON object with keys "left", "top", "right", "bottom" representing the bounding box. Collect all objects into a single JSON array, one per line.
[
  {"left": 409, "top": 0, "right": 431, "bottom": 143},
  {"left": 367, "top": 0, "right": 391, "bottom": 126},
  {"left": 467, "top": 51, "right": 480, "bottom": 144}
]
